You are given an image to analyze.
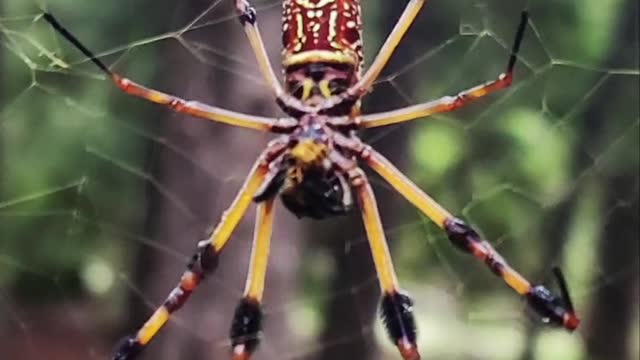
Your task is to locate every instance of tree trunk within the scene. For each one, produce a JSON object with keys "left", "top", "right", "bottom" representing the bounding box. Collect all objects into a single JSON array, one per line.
[
  {"left": 586, "top": 178, "right": 639, "bottom": 360},
  {"left": 583, "top": 1, "right": 639, "bottom": 359}
]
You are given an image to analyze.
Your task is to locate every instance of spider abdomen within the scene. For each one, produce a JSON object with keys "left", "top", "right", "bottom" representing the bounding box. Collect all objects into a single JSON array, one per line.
[
  {"left": 281, "top": 166, "right": 353, "bottom": 219},
  {"left": 278, "top": 136, "right": 354, "bottom": 219},
  {"left": 282, "top": 0, "right": 363, "bottom": 69}
]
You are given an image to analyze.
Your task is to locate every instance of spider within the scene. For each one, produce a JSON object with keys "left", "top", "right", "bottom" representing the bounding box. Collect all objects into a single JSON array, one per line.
[{"left": 44, "top": 1, "right": 580, "bottom": 359}]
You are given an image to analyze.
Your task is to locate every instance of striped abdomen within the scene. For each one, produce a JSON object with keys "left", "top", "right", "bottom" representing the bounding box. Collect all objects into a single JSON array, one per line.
[{"left": 282, "top": 0, "right": 363, "bottom": 72}]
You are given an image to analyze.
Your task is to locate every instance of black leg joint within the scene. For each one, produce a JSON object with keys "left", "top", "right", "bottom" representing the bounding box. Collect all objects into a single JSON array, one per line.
[
  {"left": 485, "top": 256, "right": 506, "bottom": 276},
  {"left": 164, "top": 287, "right": 188, "bottom": 313},
  {"left": 230, "top": 297, "right": 264, "bottom": 354},
  {"left": 238, "top": 6, "right": 257, "bottom": 26},
  {"left": 113, "top": 335, "right": 143, "bottom": 360},
  {"left": 187, "top": 241, "right": 219, "bottom": 277},
  {"left": 526, "top": 285, "right": 567, "bottom": 327},
  {"left": 444, "top": 217, "right": 480, "bottom": 253},
  {"left": 380, "top": 291, "right": 417, "bottom": 346}
]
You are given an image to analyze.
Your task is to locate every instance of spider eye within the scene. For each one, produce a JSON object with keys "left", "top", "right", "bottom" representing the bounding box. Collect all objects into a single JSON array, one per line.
[{"left": 328, "top": 79, "right": 349, "bottom": 95}]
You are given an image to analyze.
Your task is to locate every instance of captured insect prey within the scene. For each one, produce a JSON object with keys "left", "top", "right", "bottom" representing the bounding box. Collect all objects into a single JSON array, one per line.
[{"left": 43, "top": 0, "right": 580, "bottom": 359}]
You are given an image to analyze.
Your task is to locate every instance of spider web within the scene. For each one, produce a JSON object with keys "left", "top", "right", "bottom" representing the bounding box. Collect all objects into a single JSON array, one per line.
[{"left": 1, "top": 0, "right": 638, "bottom": 359}]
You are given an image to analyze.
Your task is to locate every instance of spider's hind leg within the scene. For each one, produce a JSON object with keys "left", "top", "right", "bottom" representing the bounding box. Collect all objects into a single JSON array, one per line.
[
  {"left": 111, "top": 156, "right": 272, "bottom": 360},
  {"left": 113, "top": 240, "right": 220, "bottom": 360},
  {"left": 229, "top": 200, "right": 275, "bottom": 360},
  {"left": 363, "top": 148, "right": 580, "bottom": 331},
  {"left": 353, "top": 170, "right": 421, "bottom": 360}
]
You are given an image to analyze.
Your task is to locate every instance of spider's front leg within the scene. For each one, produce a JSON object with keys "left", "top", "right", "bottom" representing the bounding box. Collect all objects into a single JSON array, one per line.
[
  {"left": 351, "top": 170, "right": 421, "bottom": 360},
  {"left": 231, "top": 0, "right": 312, "bottom": 115},
  {"left": 112, "top": 147, "right": 280, "bottom": 360},
  {"left": 43, "top": 13, "right": 295, "bottom": 132},
  {"left": 361, "top": 148, "right": 580, "bottom": 331},
  {"left": 113, "top": 240, "right": 219, "bottom": 360},
  {"left": 356, "top": 11, "right": 529, "bottom": 128}
]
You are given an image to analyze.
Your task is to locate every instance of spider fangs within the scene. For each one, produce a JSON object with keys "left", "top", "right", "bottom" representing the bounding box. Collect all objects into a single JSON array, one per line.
[{"left": 43, "top": 1, "right": 580, "bottom": 359}]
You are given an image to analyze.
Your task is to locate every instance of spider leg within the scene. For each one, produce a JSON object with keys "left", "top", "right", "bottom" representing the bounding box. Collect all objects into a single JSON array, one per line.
[
  {"left": 316, "top": 0, "right": 426, "bottom": 112},
  {"left": 42, "top": 13, "right": 295, "bottom": 133},
  {"left": 358, "top": 11, "right": 529, "bottom": 128},
  {"left": 352, "top": 0, "right": 425, "bottom": 96},
  {"left": 351, "top": 170, "right": 421, "bottom": 360},
  {"left": 230, "top": 199, "right": 275, "bottom": 360},
  {"left": 111, "top": 150, "right": 278, "bottom": 360},
  {"left": 361, "top": 148, "right": 580, "bottom": 331},
  {"left": 232, "top": 0, "right": 313, "bottom": 115}
]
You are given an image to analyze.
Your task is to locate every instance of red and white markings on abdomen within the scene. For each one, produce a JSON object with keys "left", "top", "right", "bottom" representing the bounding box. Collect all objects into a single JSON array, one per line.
[{"left": 282, "top": 0, "right": 363, "bottom": 70}]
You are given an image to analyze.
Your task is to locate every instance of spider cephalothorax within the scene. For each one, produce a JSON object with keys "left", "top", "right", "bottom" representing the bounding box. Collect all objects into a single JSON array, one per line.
[
  {"left": 285, "top": 63, "right": 357, "bottom": 110},
  {"left": 44, "top": 2, "right": 580, "bottom": 360}
]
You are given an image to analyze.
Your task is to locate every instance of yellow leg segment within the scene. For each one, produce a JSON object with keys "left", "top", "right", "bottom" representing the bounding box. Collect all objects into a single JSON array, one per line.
[
  {"left": 136, "top": 308, "right": 169, "bottom": 345},
  {"left": 358, "top": 11, "right": 530, "bottom": 128},
  {"left": 41, "top": 13, "right": 281, "bottom": 132},
  {"left": 365, "top": 148, "right": 451, "bottom": 227},
  {"left": 363, "top": 146, "right": 580, "bottom": 331},
  {"left": 230, "top": 200, "right": 276, "bottom": 360},
  {"left": 113, "top": 75, "right": 279, "bottom": 131},
  {"left": 358, "top": 74, "right": 514, "bottom": 128},
  {"left": 244, "top": 200, "right": 275, "bottom": 301},
  {"left": 355, "top": 0, "right": 426, "bottom": 95},
  {"left": 210, "top": 161, "right": 269, "bottom": 252},
  {"left": 242, "top": 28, "right": 284, "bottom": 98},
  {"left": 311, "top": 0, "right": 426, "bottom": 114},
  {"left": 353, "top": 172, "right": 421, "bottom": 360},
  {"left": 234, "top": 0, "right": 311, "bottom": 114},
  {"left": 355, "top": 177, "right": 400, "bottom": 293},
  {"left": 363, "top": 148, "right": 545, "bottom": 300},
  {"left": 111, "top": 154, "right": 273, "bottom": 360}
]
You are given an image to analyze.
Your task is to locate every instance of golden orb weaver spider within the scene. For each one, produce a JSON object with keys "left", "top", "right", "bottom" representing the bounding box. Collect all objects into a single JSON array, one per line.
[{"left": 43, "top": 0, "right": 580, "bottom": 359}]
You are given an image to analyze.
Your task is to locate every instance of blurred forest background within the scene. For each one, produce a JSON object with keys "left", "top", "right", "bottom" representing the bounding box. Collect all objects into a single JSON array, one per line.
[{"left": 0, "top": 0, "right": 638, "bottom": 359}]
